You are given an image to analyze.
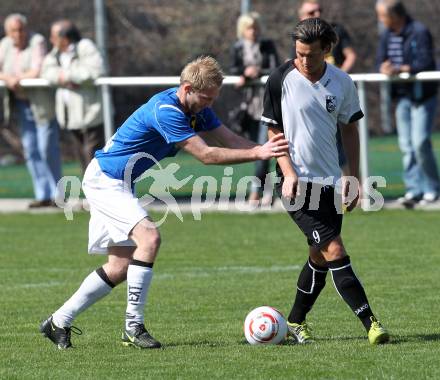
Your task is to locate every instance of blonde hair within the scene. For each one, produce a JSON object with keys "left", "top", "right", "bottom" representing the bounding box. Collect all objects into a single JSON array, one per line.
[
  {"left": 236, "top": 12, "right": 261, "bottom": 39},
  {"left": 180, "top": 56, "right": 224, "bottom": 91}
]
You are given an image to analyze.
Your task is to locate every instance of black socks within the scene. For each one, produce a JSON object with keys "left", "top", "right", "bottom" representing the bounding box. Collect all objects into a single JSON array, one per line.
[
  {"left": 288, "top": 258, "right": 328, "bottom": 324},
  {"left": 328, "top": 255, "right": 374, "bottom": 331},
  {"left": 289, "top": 255, "right": 375, "bottom": 331}
]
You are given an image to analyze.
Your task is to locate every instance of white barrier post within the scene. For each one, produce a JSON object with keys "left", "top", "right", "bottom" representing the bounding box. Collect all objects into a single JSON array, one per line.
[
  {"left": 101, "top": 86, "right": 114, "bottom": 142},
  {"left": 380, "top": 82, "right": 393, "bottom": 134},
  {"left": 94, "top": 0, "right": 114, "bottom": 142},
  {"left": 357, "top": 81, "right": 370, "bottom": 210}
]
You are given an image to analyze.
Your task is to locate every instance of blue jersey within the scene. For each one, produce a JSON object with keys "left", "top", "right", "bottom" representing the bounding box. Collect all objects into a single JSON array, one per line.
[{"left": 95, "top": 87, "right": 221, "bottom": 183}]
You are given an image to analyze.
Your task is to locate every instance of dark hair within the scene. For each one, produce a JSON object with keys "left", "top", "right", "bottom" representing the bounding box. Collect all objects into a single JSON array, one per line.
[
  {"left": 59, "top": 22, "right": 81, "bottom": 43},
  {"left": 291, "top": 18, "right": 338, "bottom": 50},
  {"left": 377, "top": 0, "right": 407, "bottom": 18}
]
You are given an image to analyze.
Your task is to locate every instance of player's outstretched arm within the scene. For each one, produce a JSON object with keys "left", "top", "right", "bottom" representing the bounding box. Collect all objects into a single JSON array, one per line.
[
  {"left": 203, "top": 124, "right": 257, "bottom": 149},
  {"left": 177, "top": 133, "right": 289, "bottom": 165},
  {"left": 197, "top": 130, "right": 225, "bottom": 147}
]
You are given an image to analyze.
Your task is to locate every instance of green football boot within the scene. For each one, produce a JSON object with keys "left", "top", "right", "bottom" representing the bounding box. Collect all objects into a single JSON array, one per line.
[
  {"left": 287, "top": 321, "right": 314, "bottom": 344},
  {"left": 368, "top": 316, "right": 390, "bottom": 345}
]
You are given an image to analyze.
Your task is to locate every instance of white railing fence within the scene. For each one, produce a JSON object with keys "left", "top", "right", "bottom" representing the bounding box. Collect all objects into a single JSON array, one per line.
[{"left": 2, "top": 71, "right": 440, "bottom": 206}]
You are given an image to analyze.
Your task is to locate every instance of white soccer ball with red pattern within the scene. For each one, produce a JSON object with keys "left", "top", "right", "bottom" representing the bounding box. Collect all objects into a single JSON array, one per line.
[{"left": 244, "top": 306, "right": 288, "bottom": 345}]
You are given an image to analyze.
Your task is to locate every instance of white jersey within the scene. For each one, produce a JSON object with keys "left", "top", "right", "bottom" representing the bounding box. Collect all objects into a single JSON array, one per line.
[{"left": 261, "top": 60, "right": 363, "bottom": 184}]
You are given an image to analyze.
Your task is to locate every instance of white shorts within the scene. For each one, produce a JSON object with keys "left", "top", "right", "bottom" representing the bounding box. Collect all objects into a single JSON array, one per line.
[{"left": 82, "top": 159, "right": 148, "bottom": 255}]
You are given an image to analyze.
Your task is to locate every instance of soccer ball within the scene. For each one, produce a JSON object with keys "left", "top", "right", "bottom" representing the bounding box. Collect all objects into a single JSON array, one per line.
[{"left": 244, "top": 306, "right": 288, "bottom": 345}]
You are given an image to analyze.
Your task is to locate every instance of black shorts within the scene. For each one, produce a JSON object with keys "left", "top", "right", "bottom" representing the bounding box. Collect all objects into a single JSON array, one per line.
[{"left": 276, "top": 179, "right": 343, "bottom": 249}]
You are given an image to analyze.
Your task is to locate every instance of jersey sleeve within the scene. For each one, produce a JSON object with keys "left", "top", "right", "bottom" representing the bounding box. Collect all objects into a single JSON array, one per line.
[
  {"left": 261, "top": 64, "right": 286, "bottom": 131},
  {"left": 154, "top": 102, "right": 196, "bottom": 143},
  {"left": 338, "top": 78, "right": 364, "bottom": 125}
]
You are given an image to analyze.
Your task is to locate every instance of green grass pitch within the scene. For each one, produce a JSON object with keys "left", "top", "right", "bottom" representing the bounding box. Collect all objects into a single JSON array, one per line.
[{"left": 1, "top": 210, "right": 440, "bottom": 379}]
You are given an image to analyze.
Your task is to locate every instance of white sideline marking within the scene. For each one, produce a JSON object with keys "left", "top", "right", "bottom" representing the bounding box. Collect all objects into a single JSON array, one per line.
[
  {"left": 14, "top": 281, "right": 64, "bottom": 289},
  {"left": 154, "top": 264, "right": 301, "bottom": 279},
  {"left": 0, "top": 268, "right": 72, "bottom": 273},
  {"left": 8, "top": 265, "right": 301, "bottom": 288}
]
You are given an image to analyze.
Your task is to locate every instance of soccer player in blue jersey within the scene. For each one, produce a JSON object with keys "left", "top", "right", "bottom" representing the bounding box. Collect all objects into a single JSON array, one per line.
[{"left": 40, "top": 56, "right": 289, "bottom": 349}]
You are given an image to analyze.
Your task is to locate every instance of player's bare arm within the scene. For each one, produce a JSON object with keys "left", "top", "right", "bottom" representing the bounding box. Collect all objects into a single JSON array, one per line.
[
  {"left": 206, "top": 124, "right": 257, "bottom": 149},
  {"left": 196, "top": 125, "right": 253, "bottom": 148},
  {"left": 268, "top": 126, "right": 298, "bottom": 199},
  {"left": 197, "top": 129, "right": 225, "bottom": 147},
  {"left": 177, "top": 133, "right": 289, "bottom": 165},
  {"left": 340, "top": 121, "right": 360, "bottom": 211}
]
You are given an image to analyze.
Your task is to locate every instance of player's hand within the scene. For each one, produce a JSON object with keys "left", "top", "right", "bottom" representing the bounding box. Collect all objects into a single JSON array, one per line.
[
  {"left": 257, "top": 133, "right": 289, "bottom": 160},
  {"left": 282, "top": 175, "right": 298, "bottom": 200},
  {"left": 342, "top": 176, "right": 359, "bottom": 212}
]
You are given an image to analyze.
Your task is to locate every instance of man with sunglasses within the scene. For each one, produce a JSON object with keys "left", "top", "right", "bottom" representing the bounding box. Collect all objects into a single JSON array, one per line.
[{"left": 298, "top": 0, "right": 357, "bottom": 73}]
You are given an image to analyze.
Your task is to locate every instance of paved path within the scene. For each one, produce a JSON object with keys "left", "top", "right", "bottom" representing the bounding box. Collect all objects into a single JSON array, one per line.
[{"left": 1, "top": 198, "right": 439, "bottom": 214}]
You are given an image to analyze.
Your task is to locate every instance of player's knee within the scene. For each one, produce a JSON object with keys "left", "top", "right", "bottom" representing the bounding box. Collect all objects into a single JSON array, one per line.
[
  {"left": 324, "top": 244, "right": 345, "bottom": 261},
  {"left": 105, "top": 262, "right": 129, "bottom": 284},
  {"left": 119, "top": 260, "right": 130, "bottom": 276},
  {"left": 138, "top": 229, "right": 161, "bottom": 253},
  {"left": 111, "top": 267, "right": 128, "bottom": 283},
  {"left": 148, "top": 230, "right": 161, "bottom": 251}
]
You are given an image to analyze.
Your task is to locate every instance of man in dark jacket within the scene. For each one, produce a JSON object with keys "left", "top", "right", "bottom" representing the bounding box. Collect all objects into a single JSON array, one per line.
[{"left": 376, "top": 0, "right": 439, "bottom": 207}]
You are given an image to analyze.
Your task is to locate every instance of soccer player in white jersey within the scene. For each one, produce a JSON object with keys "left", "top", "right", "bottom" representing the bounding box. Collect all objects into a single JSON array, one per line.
[
  {"left": 261, "top": 18, "right": 389, "bottom": 344},
  {"left": 39, "top": 56, "right": 289, "bottom": 349}
]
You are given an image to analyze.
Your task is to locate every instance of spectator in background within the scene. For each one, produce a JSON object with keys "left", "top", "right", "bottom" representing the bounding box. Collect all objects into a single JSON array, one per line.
[
  {"left": 42, "top": 20, "right": 104, "bottom": 174},
  {"left": 230, "top": 12, "right": 279, "bottom": 206},
  {"left": 0, "top": 13, "right": 61, "bottom": 208},
  {"left": 297, "top": 0, "right": 357, "bottom": 177},
  {"left": 297, "top": 0, "right": 357, "bottom": 72},
  {"left": 376, "top": 0, "right": 440, "bottom": 207}
]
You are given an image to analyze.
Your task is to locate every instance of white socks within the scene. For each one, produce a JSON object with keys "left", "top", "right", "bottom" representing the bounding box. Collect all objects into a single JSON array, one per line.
[
  {"left": 51, "top": 264, "right": 153, "bottom": 331},
  {"left": 125, "top": 264, "right": 153, "bottom": 330},
  {"left": 52, "top": 270, "right": 112, "bottom": 328}
]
